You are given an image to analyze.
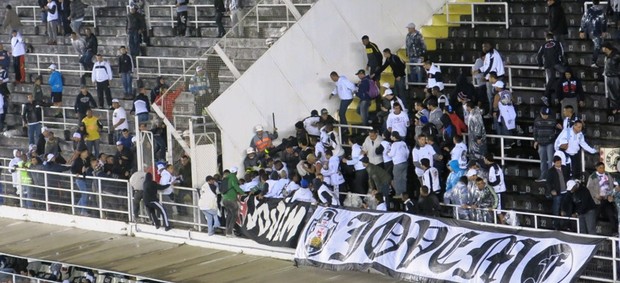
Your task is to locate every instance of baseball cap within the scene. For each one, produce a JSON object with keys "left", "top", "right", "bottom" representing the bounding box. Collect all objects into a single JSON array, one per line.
[
  {"left": 112, "top": 98, "right": 120, "bottom": 103},
  {"left": 230, "top": 166, "right": 238, "bottom": 174},
  {"left": 355, "top": 69, "right": 365, "bottom": 75},
  {"left": 540, "top": 106, "right": 550, "bottom": 115},
  {"left": 254, "top": 125, "right": 264, "bottom": 132},
  {"left": 320, "top": 108, "right": 329, "bottom": 115},
  {"left": 383, "top": 88, "right": 394, "bottom": 96},
  {"left": 48, "top": 64, "right": 57, "bottom": 70},
  {"left": 566, "top": 180, "right": 578, "bottom": 190},
  {"left": 246, "top": 147, "right": 255, "bottom": 154},
  {"left": 382, "top": 82, "right": 391, "bottom": 89},
  {"left": 420, "top": 116, "right": 429, "bottom": 124},
  {"left": 406, "top": 23, "right": 416, "bottom": 29},
  {"left": 196, "top": 66, "right": 203, "bottom": 72},
  {"left": 157, "top": 164, "right": 166, "bottom": 171},
  {"left": 41, "top": 126, "right": 49, "bottom": 134},
  {"left": 46, "top": 153, "right": 55, "bottom": 162},
  {"left": 466, "top": 169, "right": 478, "bottom": 177},
  {"left": 72, "top": 132, "right": 81, "bottom": 139},
  {"left": 492, "top": 81, "right": 505, "bottom": 89}
]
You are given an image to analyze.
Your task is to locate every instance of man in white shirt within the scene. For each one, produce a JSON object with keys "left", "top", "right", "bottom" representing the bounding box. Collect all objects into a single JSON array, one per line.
[
  {"left": 484, "top": 153, "right": 506, "bottom": 223},
  {"left": 344, "top": 136, "right": 368, "bottom": 194},
  {"left": 329, "top": 71, "right": 356, "bottom": 128},
  {"left": 91, "top": 54, "right": 114, "bottom": 109},
  {"left": 320, "top": 149, "right": 344, "bottom": 200},
  {"left": 388, "top": 132, "right": 409, "bottom": 196},
  {"left": 111, "top": 99, "right": 128, "bottom": 141},
  {"left": 474, "top": 42, "right": 505, "bottom": 115},
  {"left": 291, "top": 179, "right": 316, "bottom": 203},
  {"left": 159, "top": 164, "right": 178, "bottom": 216},
  {"left": 451, "top": 135, "right": 468, "bottom": 170},
  {"left": 423, "top": 60, "right": 445, "bottom": 91},
  {"left": 386, "top": 103, "right": 409, "bottom": 138},
  {"left": 421, "top": 158, "right": 441, "bottom": 195},
  {"left": 362, "top": 129, "right": 384, "bottom": 166},
  {"left": 412, "top": 134, "right": 436, "bottom": 182},
  {"left": 554, "top": 120, "right": 597, "bottom": 178},
  {"left": 302, "top": 110, "right": 321, "bottom": 139},
  {"left": 10, "top": 30, "right": 26, "bottom": 83}
]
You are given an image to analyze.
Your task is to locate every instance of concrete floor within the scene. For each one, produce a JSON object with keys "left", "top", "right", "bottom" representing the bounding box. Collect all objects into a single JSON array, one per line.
[{"left": 0, "top": 218, "right": 402, "bottom": 283}]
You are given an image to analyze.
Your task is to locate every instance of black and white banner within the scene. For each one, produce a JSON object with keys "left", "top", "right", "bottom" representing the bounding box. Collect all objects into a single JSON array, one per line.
[
  {"left": 295, "top": 207, "right": 602, "bottom": 283},
  {"left": 236, "top": 196, "right": 313, "bottom": 248}
]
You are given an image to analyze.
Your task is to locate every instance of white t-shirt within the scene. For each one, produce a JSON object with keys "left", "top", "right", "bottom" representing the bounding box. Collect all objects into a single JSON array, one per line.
[
  {"left": 113, "top": 107, "right": 129, "bottom": 131},
  {"left": 412, "top": 144, "right": 436, "bottom": 177},
  {"left": 386, "top": 111, "right": 409, "bottom": 138},
  {"left": 159, "top": 170, "right": 175, "bottom": 195}
]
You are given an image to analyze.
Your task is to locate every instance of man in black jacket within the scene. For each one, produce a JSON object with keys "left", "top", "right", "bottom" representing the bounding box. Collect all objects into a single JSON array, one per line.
[
  {"left": 74, "top": 85, "right": 97, "bottom": 121},
  {"left": 547, "top": 156, "right": 571, "bottom": 230},
  {"left": 118, "top": 46, "right": 134, "bottom": 99},
  {"left": 362, "top": 35, "right": 382, "bottom": 82},
  {"left": 214, "top": 0, "right": 226, "bottom": 37},
  {"left": 416, "top": 185, "right": 440, "bottom": 217},
  {"left": 143, "top": 172, "right": 172, "bottom": 230},
  {"left": 547, "top": 0, "right": 568, "bottom": 44},
  {"left": 82, "top": 28, "right": 97, "bottom": 72},
  {"left": 602, "top": 42, "right": 620, "bottom": 115},
  {"left": 537, "top": 33, "right": 565, "bottom": 83},
  {"left": 58, "top": 0, "right": 72, "bottom": 36},
  {"left": 373, "top": 48, "right": 407, "bottom": 99},
  {"left": 126, "top": 7, "right": 143, "bottom": 59},
  {"left": 534, "top": 107, "right": 557, "bottom": 182},
  {"left": 562, "top": 180, "right": 597, "bottom": 234},
  {"left": 21, "top": 94, "right": 43, "bottom": 146}
]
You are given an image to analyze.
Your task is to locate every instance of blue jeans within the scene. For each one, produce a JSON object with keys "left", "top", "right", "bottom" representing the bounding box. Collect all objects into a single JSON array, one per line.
[
  {"left": 551, "top": 194, "right": 567, "bottom": 230},
  {"left": 591, "top": 36, "right": 603, "bottom": 65},
  {"left": 537, "top": 143, "right": 554, "bottom": 179},
  {"left": 356, "top": 99, "right": 370, "bottom": 126},
  {"left": 138, "top": 112, "right": 149, "bottom": 123},
  {"left": 494, "top": 116, "right": 513, "bottom": 136},
  {"left": 394, "top": 78, "right": 406, "bottom": 100},
  {"left": 80, "top": 50, "right": 94, "bottom": 71},
  {"left": 339, "top": 99, "right": 353, "bottom": 127},
  {"left": 28, "top": 123, "right": 42, "bottom": 146},
  {"left": 21, "top": 185, "right": 33, "bottom": 209},
  {"left": 121, "top": 72, "right": 133, "bottom": 96},
  {"left": 86, "top": 140, "right": 100, "bottom": 158},
  {"left": 128, "top": 31, "right": 141, "bottom": 58},
  {"left": 202, "top": 209, "right": 220, "bottom": 235},
  {"left": 70, "top": 18, "right": 83, "bottom": 34},
  {"left": 75, "top": 178, "right": 91, "bottom": 214},
  {"left": 409, "top": 57, "right": 423, "bottom": 83}
]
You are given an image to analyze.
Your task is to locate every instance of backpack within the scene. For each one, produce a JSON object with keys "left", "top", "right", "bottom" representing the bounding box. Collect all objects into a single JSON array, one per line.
[
  {"left": 368, "top": 80, "right": 380, "bottom": 99},
  {"left": 219, "top": 177, "right": 230, "bottom": 194}
]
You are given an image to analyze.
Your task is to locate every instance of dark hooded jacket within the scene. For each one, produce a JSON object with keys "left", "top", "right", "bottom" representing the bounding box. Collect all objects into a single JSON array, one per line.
[
  {"left": 555, "top": 68, "right": 584, "bottom": 102},
  {"left": 150, "top": 76, "right": 170, "bottom": 103},
  {"left": 143, "top": 172, "right": 169, "bottom": 203}
]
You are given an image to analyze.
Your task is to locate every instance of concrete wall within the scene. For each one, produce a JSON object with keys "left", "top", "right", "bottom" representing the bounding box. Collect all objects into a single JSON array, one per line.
[{"left": 208, "top": 0, "right": 447, "bottom": 171}]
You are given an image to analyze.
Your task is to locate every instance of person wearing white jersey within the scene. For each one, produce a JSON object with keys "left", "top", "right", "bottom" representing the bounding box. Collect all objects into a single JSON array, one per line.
[
  {"left": 344, "top": 136, "right": 369, "bottom": 194},
  {"left": 554, "top": 120, "right": 597, "bottom": 179},
  {"left": 451, "top": 135, "right": 468, "bottom": 170},
  {"left": 91, "top": 54, "right": 114, "bottom": 109},
  {"left": 423, "top": 60, "right": 445, "bottom": 91},
  {"left": 386, "top": 103, "right": 409, "bottom": 138},
  {"left": 111, "top": 99, "right": 128, "bottom": 141},
  {"left": 484, "top": 153, "right": 506, "bottom": 222},
  {"left": 329, "top": 71, "right": 356, "bottom": 128},
  {"left": 421, "top": 158, "right": 441, "bottom": 196},
  {"left": 491, "top": 80, "right": 516, "bottom": 142},
  {"left": 474, "top": 42, "right": 505, "bottom": 115},
  {"left": 291, "top": 179, "right": 316, "bottom": 203},
  {"left": 379, "top": 131, "right": 393, "bottom": 174},
  {"left": 320, "top": 149, "right": 345, "bottom": 200},
  {"left": 315, "top": 177, "right": 339, "bottom": 207},
  {"left": 10, "top": 30, "right": 26, "bottom": 83},
  {"left": 45, "top": 0, "right": 59, "bottom": 45},
  {"left": 302, "top": 110, "right": 321, "bottom": 138},
  {"left": 412, "top": 134, "right": 436, "bottom": 182},
  {"left": 158, "top": 164, "right": 178, "bottom": 216},
  {"left": 388, "top": 131, "right": 409, "bottom": 196}
]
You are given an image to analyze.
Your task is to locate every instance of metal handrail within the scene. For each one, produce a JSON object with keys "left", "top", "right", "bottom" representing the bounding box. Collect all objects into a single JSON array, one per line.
[
  {"left": 26, "top": 53, "right": 90, "bottom": 75},
  {"left": 15, "top": 5, "right": 97, "bottom": 28},
  {"left": 405, "top": 62, "right": 545, "bottom": 92},
  {"left": 584, "top": 1, "right": 609, "bottom": 11},
  {"left": 144, "top": 4, "right": 215, "bottom": 29},
  {"left": 40, "top": 106, "right": 112, "bottom": 134},
  {"left": 445, "top": 2, "right": 509, "bottom": 29},
  {"left": 135, "top": 55, "right": 234, "bottom": 80},
  {"left": 255, "top": 2, "right": 312, "bottom": 33}
]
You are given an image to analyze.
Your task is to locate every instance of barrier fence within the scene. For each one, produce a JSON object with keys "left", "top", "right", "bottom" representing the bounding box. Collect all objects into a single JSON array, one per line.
[
  {"left": 445, "top": 2, "right": 509, "bottom": 28},
  {"left": 15, "top": 5, "right": 98, "bottom": 28}
]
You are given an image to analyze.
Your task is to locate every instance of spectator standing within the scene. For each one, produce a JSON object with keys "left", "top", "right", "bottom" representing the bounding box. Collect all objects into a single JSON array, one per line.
[
  {"left": 226, "top": 0, "right": 243, "bottom": 37},
  {"left": 3, "top": 5, "right": 22, "bottom": 34},
  {"left": 58, "top": 0, "right": 71, "bottom": 36},
  {"left": 405, "top": 22, "right": 426, "bottom": 83},
  {"left": 112, "top": 99, "right": 129, "bottom": 140},
  {"left": 361, "top": 35, "right": 382, "bottom": 82},
  {"left": 468, "top": 177, "right": 498, "bottom": 223},
  {"left": 412, "top": 134, "right": 436, "bottom": 183},
  {"left": 537, "top": 32, "right": 565, "bottom": 83},
  {"left": 214, "top": 0, "right": 226, "bottom": 37},
  {"left": 344, "top": 136, "right": 369, "bottom": 195},
  {"left": 534, "top": 107, "right": 558, "bottom": 182},
  {"left": 423, "top": 60, "right": 445, "bottom": 91},
  {"left": 474, "top": 42, "right": 504, "bottom": 116},
  {"left": 118, "top": 46, "right": 134, "bottom": 99},
  {"left": 45, "top": 0, "right": 59, "bottom": 45},
  {"left": 388, "top": 131, "right": 408, "bottom": 197},
  {"left": 329, "top": 71, "right": 356, "bottom": 128},
  {"left": 362, "top": 129, "right": 383, "bottom": 166},
  {"left": 386, "top": 103, "right": 409, "bottom": 138},
  {"left": 586, "top": 162, "right": 617, "bottom": 234},
  {"left": 199, "top": 176, "right": 220, "bottom": 235},
  {"left": 560, "top": 104, "right": 579, "bottom": 130},
  {"left": 354, "top": 69, "right": 372, "bottom": 126},
  {"left": 83, "top": 28, "right": 97, "bottom": 73},
  {"left": 416, "top": 186, "right": 440, "bottom": 217},
  {"left": 547, "top": 0, "right": 568, "bottom": 44},
  {"left": 21, "top": 94, "right": 43, "bottom": 146},
  {"left": 563, "top": 180, "right": 597, "bottom": 234},
  {"left": 70, "top": 32, "right": 87, "bottom": 71},
  {"left": 362, "top": 157, "right": 392, "bottom": 210},
  {"left": 10, "top": 30, "right": 26, "bottom": 84},
  {"left": 0, "top": 91, "right": 4, "bottom": 131},
  {"left": 175, "top": 0, "right": 189, "bottom": 36},
  {"left": 374, "top": 49, "right": 407, "bottom": 99},
  {"left": 610, "top": 182, "right": 620, "bottom": 235},
  {"left": 143, "top": 172, "right": 172, "bottom": 230},
  {"left": 189, "top": 66, "right": 210, "bottom": 115},
  {"left": 126, "top": 7, "right": 143, "bottom": 60},
  {"left": 0, "top": 44, "right": 10, "bottom": 72},
  {"left": 74, "top": 85, "right": 97, "bottom": 122},
  {"left": 546, "top": 156, "right": 571, "bottom": 230},
  {"left": 48, "top": 64, "right": 64, "bottom": 117},
  {"left": 38, "top": 0, "right": 48, "bottom": 35},
  {"left": 491, "top": 80, "right": 516, "bottom": 139},
  {"left": 69, "top": 0, "right": 86, "bottom": 34},
  {"left": 556, "top": 68, "right": 585, "bottom": 114},
  {"left": 465, "top": 101, "right": 487, "bottom": 160},
  {"left": 484, "top": 153, "right": 506, "bottom": 222},
  {"left": 221, "top": 167, "right": 244, "bottom": 237},
  {"left": 159, "top": 164, "right": 179, "bottom": 216},
  {"left": 580, "top": 0, "right": 608, "bottom": 67},
  {"left": 250, "top": 124, "right": 278, "bottom": 155},
  {"left": 71, "top": 149, "right": 92, "bottom": 216},
  {"left": 421, "top": 158, "right": 441, "bottom": 197},
  {"left": 32, "top": 76, "right": 45, "bottom": 104},
  {"left": 602, "top": 42, "right": 620, "bottom": 115},
  {"left": 132, "top": 81, "right": 150, "bottom": 124},
  {"left": 129, "top": 169, "right": 146, "bottom": 222},
  {"left": 92, "top": 54, "right": 113, "bottom": 109},
  {"left": 82, "top": 109, "right": 102, "bottom": 157},
  {"left": 554, "top": 120, "right": 597, "bottom": 179}
]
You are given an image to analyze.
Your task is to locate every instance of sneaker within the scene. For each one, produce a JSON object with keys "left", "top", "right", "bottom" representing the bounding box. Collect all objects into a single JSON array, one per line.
[
  {"left": 541, "top": 96, "right": 549, "bottom": 106},
  {"left": 535, "top": 178, "right": 546, "bottom": 183},
  {"left": 164, "top": 226, "right": 172, "bottom": 231},
  {"left": 590, "top": 63, "right": 599, "bottom": 68}
]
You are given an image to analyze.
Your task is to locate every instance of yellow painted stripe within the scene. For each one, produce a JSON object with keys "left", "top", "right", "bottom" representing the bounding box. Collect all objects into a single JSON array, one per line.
[{"left": 421, "top": 26, "right": 448, "bottom": 38}]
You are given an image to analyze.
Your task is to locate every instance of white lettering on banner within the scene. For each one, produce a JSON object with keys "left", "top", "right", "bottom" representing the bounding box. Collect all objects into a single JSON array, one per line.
[
  {"left": 241, "top": 198, "right": 308, "bottom": 242},
  {"left": 295, "top": 207, "right": 600, "bottom": 283}
]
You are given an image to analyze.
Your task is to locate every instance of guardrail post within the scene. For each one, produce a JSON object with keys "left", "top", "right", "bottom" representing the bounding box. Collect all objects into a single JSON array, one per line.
[
  {"left": 471, "top": 4, "right": 475, "bottom": 28},
  {"left": 128, "top": 182, "right": 134, "bottom": 223},
  {"left": 44, "top": 172, "right": 49, "bottom": 212},
  {"left": 613, "top": 238, "right": 617, "bottom": 282},
  {"left": 70, "top": 175, "right": 76, "bottom": 216},
  {"left": 504, "top": 3, "right": 509, "bottom": 29},
  {"left": 98, "top": 178, "right": 103, "bottom": 219},
  {"left": 281, "top": 0, "right": 302, "bottom": 20}
]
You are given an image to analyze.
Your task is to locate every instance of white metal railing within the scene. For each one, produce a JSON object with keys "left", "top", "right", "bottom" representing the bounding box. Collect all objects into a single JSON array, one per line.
[
  {"left": 255, "top": 2, "right": 311, "bottom": 33},
  {"left": 26, "top": 53, "right": 90, "bottom": 75},
  {"left": 406, "top": 62, "right": 545, "bottom": 92},
  {"left": 445, "top": 2, "right": 509, "bottom": 28},
  {"left": 135, "top": 55, "right": 227, "bottom": 79},
  {"left": 15, "top": 5, "right": 97, "bottom": 28},
  {"left": 40, "top": 107, "right": 112, "bottom": 134},
  {"left": 584, "top": 1, "right": 608, "bottom": 11},
  {"left": 145, "top": 4, "right": 215, "bottom": 28},
  {"left": 0, "top": 270, "right": 56, "bottom": 283}
]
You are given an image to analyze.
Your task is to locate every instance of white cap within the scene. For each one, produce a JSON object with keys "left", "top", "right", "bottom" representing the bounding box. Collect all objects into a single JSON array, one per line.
[
  {"left": 131, "top": 136, "right": 137, "bottom": 143},
  {"left": 254, "top": 124, "right": 264, "bottom": 132},
  {"left": 566, "top": 180, "right": 579, "bottom": 190},
  {"left": 246, "top": 147, "right": 255, "bottom": 154},
  {"left": 48, "top": 64, "right": 57, "bottom": 70},
  {"left": 382, "top": 82, "right": 391, "bottom": 89},
  {"left": 72, "top": 132, "right": 81, "bottom": 139},
  {"left": 466, "top": 169, "right": 478, "bottom": 177},
  {"left": 492, "top": 80, "right": 505, "bottom": 89},
  {"left": 383, "top": 88, "right": 393, "bottom": 97},
  {"left": 111, "top": 98, "right": 120, "bottom": 103},
  {"left": 196, "top": 66, "right": 203, "bottom": 72},
  {"left": 406, "top": 22, "right": 416, "bottom": 29},
  {"left": 41, "top": 126, "right": 49, "bottom": 134},
  {"left": 116, "top": 141, "right": 123, "bottom": 145},
  {"left": 157, "top": 164, "right": 166, "bottom": 171},
  {"left": 46, "top": 153, "right": 55, "bottom": 162},
  {"left": 230, "top": 166, "right": 238, "bottom": 173},
  {"left": 614, "top": 181, "right": 619, "bottom": 186}
]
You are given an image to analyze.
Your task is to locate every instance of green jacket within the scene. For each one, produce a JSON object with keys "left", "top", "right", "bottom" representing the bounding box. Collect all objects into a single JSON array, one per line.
[{"left": 222, "top": 174, "right": 244, "bottom": 201}]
